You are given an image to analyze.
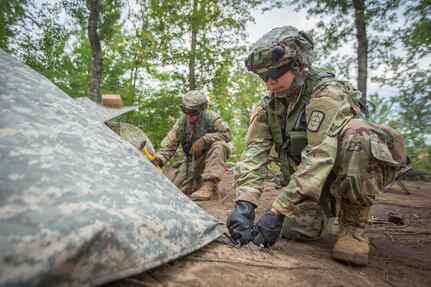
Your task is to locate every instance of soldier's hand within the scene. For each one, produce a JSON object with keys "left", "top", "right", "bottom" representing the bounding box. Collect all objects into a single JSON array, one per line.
[
  {"left": 251, "top": 208, "right": 284, "bottom": 248},
  {"left": 151, "top": 157, "right": 163, "bottom": 168},
  {"left": 190, "top": 137, "right": 206, "bottom": 157},
  {"left": 226, "top": 200, "right": 256, "bottom": 245}
]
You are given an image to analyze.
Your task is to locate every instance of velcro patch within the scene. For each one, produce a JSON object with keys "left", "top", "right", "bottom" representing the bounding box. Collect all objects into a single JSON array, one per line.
[
  {"left": 167, "top": 128, "right": 176, "bottom": 141},
  {"left": 306, "top": 97, "right": 342, "bottom": 147},
  {"left": 249, "top": 107, "right": 259, "bottom": 124},
  {"left": 307, "top": 110, "right": 325, "bottom": 132}
]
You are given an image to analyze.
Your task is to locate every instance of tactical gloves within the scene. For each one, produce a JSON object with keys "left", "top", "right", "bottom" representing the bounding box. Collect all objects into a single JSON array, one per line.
[
  {"left": 252, "top": 208, "right": 284, "bottom": 247},
  {"left": 226, "top": 200, "right": 256, "bottom": 245},
  {"left": 151, "top": 157, "right": 163, "bottom": 168},
  {"left": 190, "top": 137, "right": 207, "bottom": 157}
]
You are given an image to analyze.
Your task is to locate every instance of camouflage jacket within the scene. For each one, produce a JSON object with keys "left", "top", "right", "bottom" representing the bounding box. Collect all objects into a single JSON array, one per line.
[
  {"left": 155, "top": 110, "right": 232, "bottom": 165},
  {"left": 233, "top": 74, "right": 366, "bottom": 207}
]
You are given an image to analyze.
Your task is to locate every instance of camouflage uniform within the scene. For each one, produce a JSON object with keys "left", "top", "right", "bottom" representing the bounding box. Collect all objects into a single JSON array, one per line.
[
  {"left": 234, "top": 76, "right": 407, "bottom": 238},
  {"left": 154, "top": 91, "right": 232, "bottom": 195},
  {"left": 228, "top": 26, "right": 408, "bottom": 265}
]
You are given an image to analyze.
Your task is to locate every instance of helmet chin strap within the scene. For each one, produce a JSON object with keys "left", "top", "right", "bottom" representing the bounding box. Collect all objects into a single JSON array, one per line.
[{"left": 273, "top": 65, "right": 305, "bottom": 98}]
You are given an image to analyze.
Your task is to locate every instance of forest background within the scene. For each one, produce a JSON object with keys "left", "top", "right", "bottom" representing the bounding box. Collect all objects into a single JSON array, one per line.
[{"left": 1, "top": 0, "right": 430, "bottom": 174}]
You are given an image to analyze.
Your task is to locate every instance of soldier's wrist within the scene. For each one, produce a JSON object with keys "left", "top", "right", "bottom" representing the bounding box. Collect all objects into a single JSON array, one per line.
[{"left": 154, "top": 156, "right": 164, "bottom": 166}]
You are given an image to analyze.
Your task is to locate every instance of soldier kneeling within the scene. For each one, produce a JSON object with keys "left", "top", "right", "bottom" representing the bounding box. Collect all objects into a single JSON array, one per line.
[
  {"left": 226, "top": 26, "right": 408, "bottom": 265},
  {"left": 152, "top": 90, "right": 232, "bottom": 201}
]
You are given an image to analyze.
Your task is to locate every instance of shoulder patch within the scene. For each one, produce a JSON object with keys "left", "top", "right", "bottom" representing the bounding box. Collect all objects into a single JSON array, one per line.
[
  {"left": 307, "top": 110, "right": 325, "bottom": 132},
  {"left": 167, "top": 127, "right": 177, "bottom": 141},
  {"left": 249, "top": 107, "right": 259, "bottom": 124}
]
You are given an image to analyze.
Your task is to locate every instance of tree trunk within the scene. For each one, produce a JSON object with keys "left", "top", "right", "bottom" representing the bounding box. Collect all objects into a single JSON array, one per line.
[
  {"left": 352, "top": 0, "right": 368, "bottom": 99},
  {"left": 188, "top": 0, "right": 198, "bottom": 91},
  {"left": 87, "top": 0, "right": 102, "bottom": 103}
]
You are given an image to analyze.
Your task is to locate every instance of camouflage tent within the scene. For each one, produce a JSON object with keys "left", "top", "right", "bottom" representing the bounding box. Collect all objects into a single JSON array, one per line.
[
  {"left": 105, "top": 121, "right": 156, "bottom": 156},
  {"left": 0, "top": 50, "right": 223, "bottom": 286}
]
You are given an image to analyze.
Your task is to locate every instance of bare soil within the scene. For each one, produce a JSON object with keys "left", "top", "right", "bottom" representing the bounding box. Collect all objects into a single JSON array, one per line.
[{"left": 109, "top": 168, "right": 431, "bottom": 287}]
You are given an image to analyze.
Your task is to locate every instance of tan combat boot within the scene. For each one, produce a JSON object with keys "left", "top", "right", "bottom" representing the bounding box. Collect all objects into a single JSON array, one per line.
[
  {"left": 333, "top": 199, "right": 371, "bottom": 265},
  {"left": 190, "top": 180, "right": 216, "bottom": 201}
]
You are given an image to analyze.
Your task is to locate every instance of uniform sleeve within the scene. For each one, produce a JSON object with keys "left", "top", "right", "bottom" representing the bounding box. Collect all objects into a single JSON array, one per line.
[
  {"left": 204, "top": 113, "right": 233, "bottom": 144},
  {"left": 154, "top": 120, "right": 181, "bottom": 165},
  {"left": 233, "top": 105, "right": 273, "bottom": 206},
  {"left": 273, "top": 80, "right": 357, "bottom": 217}
]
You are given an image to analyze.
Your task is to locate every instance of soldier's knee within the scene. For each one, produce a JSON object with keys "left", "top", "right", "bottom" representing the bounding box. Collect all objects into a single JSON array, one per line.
[
  {"left": 210, "top": 141, "right": 229, "bottom": 149},
  {"left": 208, "top": 141, "right": 230, "bottom": 157},
  {"left": 281, "top": 216, "right": 326, "bottom": 241},
  {"left": 280, "top": 202, "right": 330, "bottom": 241}
]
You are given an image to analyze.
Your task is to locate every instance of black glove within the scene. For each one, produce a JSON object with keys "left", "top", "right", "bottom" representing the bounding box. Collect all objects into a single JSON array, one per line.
[
  {"left": 226, "top": 200, "right": 256, "bottom": 245},
  {"left": 252, "top": 208, "right": 284, "bottom": 247}
]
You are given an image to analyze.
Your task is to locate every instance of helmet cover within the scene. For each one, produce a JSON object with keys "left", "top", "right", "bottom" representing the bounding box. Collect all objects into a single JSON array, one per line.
[
  {"left": 180, "top": 90, "right": 208, "bottom": 115},
  {"left": 245, "top": 26, "right": 316, "bottom": 75}
]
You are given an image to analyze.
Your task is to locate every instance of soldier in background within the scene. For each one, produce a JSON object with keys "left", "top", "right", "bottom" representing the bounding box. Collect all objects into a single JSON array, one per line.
[
  {"left": 226, "top": 26, "right": 408, "bottom": 265},
  {"left": 151, "top": 90, "right": 232, "bottom": 201}
]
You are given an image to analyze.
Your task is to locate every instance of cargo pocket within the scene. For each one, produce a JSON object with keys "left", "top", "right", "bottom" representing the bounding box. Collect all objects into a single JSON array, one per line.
[
  {"left": 370, "top": 135, "right": 400, "bottom": 166},
  {"left": 370, "top": 135, "right": 400, "bottom": 186}
]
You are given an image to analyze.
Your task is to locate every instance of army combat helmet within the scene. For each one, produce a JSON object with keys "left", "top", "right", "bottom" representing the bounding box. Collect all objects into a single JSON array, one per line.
[
  {"left": 245, "top": 26, "right": 317, "bottom": 94},
  {"left": 180, "top": 90, "right": 208, "bottom": 115}
]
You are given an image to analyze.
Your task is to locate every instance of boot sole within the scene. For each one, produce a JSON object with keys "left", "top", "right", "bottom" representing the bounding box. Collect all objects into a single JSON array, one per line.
[{"left": 333, "top": 249, "right": 368, "bottom": 266}]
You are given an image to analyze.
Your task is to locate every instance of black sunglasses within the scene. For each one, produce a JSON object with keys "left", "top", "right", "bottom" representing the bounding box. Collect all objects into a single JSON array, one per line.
[
  {"left": 180, "top": 106, "right": 200, "bottom": 115},
  {"left": 259, "top": 63, "right": 291, "bottom": 82}
]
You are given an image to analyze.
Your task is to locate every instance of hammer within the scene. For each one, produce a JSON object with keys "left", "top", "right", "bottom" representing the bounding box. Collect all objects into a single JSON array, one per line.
[{"left": 139, "top": 140, "right": 162, "bottom": 172}]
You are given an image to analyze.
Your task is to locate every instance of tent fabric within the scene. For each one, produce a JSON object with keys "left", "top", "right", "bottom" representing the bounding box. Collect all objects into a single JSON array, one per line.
[
  {"left": 72, "top": 96, "right": 137, "bottom": 123},
  {"left": 105, "top": 121, "right": 156, "bottom": 156},
  {"left": 0, "top": 50, "right": 223, "bottom": 287}
]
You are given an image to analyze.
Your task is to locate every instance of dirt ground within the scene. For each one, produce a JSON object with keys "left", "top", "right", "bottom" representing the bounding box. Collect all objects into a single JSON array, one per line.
[{"left": 109, "top": 168, "right": 431, "bottom": 287}]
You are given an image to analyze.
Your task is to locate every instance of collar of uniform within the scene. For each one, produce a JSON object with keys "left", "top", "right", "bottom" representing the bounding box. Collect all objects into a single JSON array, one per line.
[
  {"left": 286, "top": 85, "right": 303, "bottom": 117},
  {"left": 268, "top": 95, "right": 287, "bottom": 116}
]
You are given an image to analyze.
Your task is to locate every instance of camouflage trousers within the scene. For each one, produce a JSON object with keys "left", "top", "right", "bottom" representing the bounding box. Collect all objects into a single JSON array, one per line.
[
  {"left": 281, "top": 119, "right": 407, "bottom": 240},
  {"left": 172, "top": 141, "right": 230, "bottom": 195}
]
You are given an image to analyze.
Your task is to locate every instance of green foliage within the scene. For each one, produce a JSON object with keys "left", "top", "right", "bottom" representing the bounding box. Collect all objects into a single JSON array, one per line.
[
  {"left": 372, "top": 1, "right": 431, "bottom": 151},
  {"left": 401, "top": 0, "right": 431, "bottom": 58},
  {"left": 18, "top": 3, "right": 81, "bottom": 96},
  {"left": 146, "top": 0, "right": 259, "bottom": 90},
  {"left": 0, "top": 0, "right": 33, "bottom": 52},
  {"left": 112, "top": 84, "right": 183, "bottom": 147},
  {"left": 6, "top": 0, "right": 430, "bottom": 173},
  {"left": 219, "top": 66, "right": 267, "bottom": 157},
  {"left": 286, "top": 0, "right": 401, "bottom": 78},
  {"left": 406, "top": 146, "right": 431, "bottom": 177},
  {"left": 367, "top": 92, "right": 400, "bottom": 128},
  {"left": 6, "top": 0, "right": 271, "bottom": 157}
]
